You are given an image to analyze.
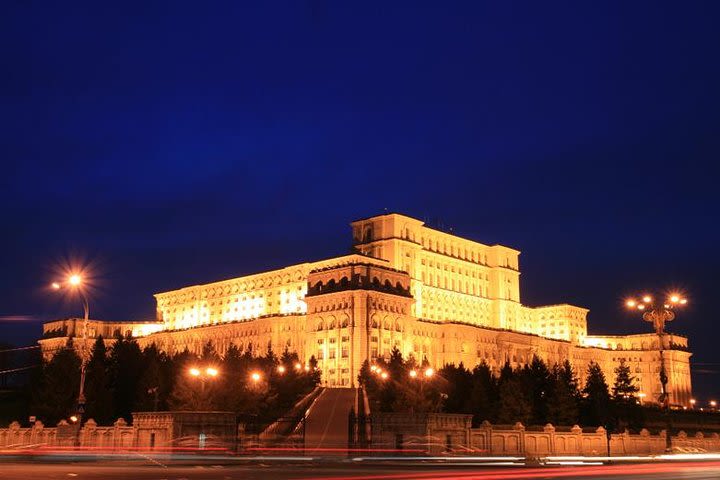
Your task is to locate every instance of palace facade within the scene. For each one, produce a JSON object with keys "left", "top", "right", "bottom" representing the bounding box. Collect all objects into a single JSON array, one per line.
[{"left": 40, "top": 213, "right": 693, "bottom": 406}]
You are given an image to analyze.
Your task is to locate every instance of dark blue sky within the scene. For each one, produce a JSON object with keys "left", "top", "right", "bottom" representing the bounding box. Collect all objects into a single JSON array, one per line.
[{"left": 2, "top": 2, "right": 718, "bottom": 397}]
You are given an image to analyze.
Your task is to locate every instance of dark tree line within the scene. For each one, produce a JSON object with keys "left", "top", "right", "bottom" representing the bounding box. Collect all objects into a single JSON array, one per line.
[
  {"left": 30, "top": 336, "right": 321, "bottom": 428},
  {"left": 359, "top": 348, "right": 644, "bottom": 431}
]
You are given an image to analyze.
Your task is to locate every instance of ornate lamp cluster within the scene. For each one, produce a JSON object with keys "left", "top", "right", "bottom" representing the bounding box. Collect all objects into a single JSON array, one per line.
[
  {"left": 625, "top": 293, "right": 687, "bottom": 335},
  {"left": 624, "top": 290, "right": 688, "bottom": 453}
]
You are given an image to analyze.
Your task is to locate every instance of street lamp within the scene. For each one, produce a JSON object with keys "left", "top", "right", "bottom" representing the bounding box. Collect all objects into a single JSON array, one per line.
[
  {"left": 690, "top": 398, "right": 697, "bottom": 408},
  {"left": 187, "top": 366, "right": 219, "bottom": 448},
  {"left": 187, "top": 366, "right": 220, "bottom": 408},
  {"left": 625, "top": 291, "right": 688, "bottom": 452},
  {"left": 51, "top": 273, "right": 90, "bottom": 429}
]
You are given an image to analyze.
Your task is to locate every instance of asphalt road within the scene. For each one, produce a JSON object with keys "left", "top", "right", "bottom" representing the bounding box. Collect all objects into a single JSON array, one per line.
[{"left": 2, "top": 460, "right": 720, "bottom": 480}]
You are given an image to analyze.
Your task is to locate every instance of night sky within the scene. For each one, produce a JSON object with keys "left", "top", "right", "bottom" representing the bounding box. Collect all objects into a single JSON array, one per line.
[{"left": 2, "top": 2, "right": 718, "bottom": 398}]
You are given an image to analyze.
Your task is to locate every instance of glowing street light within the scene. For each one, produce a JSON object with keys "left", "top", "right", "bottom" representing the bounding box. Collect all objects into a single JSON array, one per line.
[
  {"left": 50, "top": 271, "right": 90, "bottom": 433},
  {"left": 409, "top": 369, "right": 418, "bottom": 378},
  {"left": 251, "top": 371, "right": 261, "bottom": 382},
  {"left": 380, "top": 371, "right": 388, "bottom": 380},
  {"left": 187, "top": 365, "right": 220, "bottom": 409},
  {"left": 711, "top": 400, "right": 717, "bottom": 409},
  {"left": 690, "top": 398, "right": 697, "bottom": 407},
  {"left": 187, "top": 366, "right": 220, "bottom": 379},
  {"left": 294, "top": 362, "right": 302, "bottom": 371},
  {"left": 424, "top": 367, "right": 435, "bottom": 378},
  {"left": 624, "top": 289, "right": 689, "bottom": 452},
  {"left": 277, "top": 365, "right": 286, "bottom": 374}
]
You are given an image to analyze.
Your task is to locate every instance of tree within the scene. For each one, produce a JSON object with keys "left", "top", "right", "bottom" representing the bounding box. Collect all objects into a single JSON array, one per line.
[
  {"left": 439, "top": 363, "right": 473, "bottom": 414},
  {"left": 469, "top": 362, "right": 497, "bottom": 425},
  {"left": 612, "top": 360, "right": 639, "bottom": 403},
  {"left": 84, "top": 336, "right": 114, "bottom": 424},
  {"left": 496, "top": 375, "right": 532, "bottom": 425},
  {"left": 108, "top": 336, "right": 144, "bottom": 422},
  {"left": 581, "top": 362, "right": 611, "bottom": 427},
  {"left": 217, "top": 344, "right": 249, "bottom": 412},
  {"left": 526, "top": 356, "right": 552, "bottom": 425},
  {"left": 31, "top": 348, "right": 81, "bottom": 425},
  {"left": 611, "top": 360, "right": 643, "bottom": 432},
  {"left": 135, "top": 344, "right": 170, "bottom": 412},
  {"left": 306, "top": 355, "right": 322, "bottom": 387},
  {"left": 201, "top": 341, "right": 221, "bottom": 364},
  {"left": 547, "top": 362, "right": 579, "bottom": 426}
]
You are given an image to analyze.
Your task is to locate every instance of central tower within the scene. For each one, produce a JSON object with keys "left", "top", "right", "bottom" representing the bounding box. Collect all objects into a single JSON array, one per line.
[
  {"left": 304, "top": 260, "right": 413, "bottom": 387},
  {"left": 350, "top": 213, "right": 522, "bottom": 330}
]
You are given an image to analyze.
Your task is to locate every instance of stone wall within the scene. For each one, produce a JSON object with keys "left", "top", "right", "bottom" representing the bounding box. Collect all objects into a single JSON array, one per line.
[
  {"left": 0, "top": 412, "right": 235, "bottom": 451},
  {"left": 470, "top": 422, "right": 720, "bottom": 456},
  {"left": 0, "top": 418, "right": 134, "bottom": 449},
  {"left": 367, "top": 414, "right": 720, "bottom": 456}
]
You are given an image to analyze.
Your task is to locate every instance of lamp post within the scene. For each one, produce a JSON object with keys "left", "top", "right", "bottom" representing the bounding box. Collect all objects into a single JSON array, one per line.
[
  {"left": 408, "top": 367, "right": 434, "bottom": 414},
  {"left": 51, "top": 274, "right": 90, "bottom": 429},
  {"left": 625, "top": 291, "right": 687, "bottom": 452},
  {"left": 188, "top": 366, "right": 219, "bottom": 406},
  {"left": 187, "top": 366, "right": 219, "bottom": 449}
]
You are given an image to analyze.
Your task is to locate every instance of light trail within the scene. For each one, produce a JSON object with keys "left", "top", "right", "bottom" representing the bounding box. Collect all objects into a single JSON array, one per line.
[
  {"left": 294, "top": 461, "right": 720, "bottom": 480},
  {"left": 0, "top": 345, "right": 40, "bottom": 353},
  {"left": 0, "top": 365, "right": 41, "bottom": 375}
]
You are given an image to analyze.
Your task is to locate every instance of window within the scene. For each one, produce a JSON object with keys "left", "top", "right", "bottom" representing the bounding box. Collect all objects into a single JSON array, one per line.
[{"left": 341, "top": 346, "right": 349, "bottom": 358}]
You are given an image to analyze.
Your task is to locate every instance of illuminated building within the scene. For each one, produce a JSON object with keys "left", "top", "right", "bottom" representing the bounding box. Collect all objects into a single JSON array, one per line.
[{"left": 40, "top": 213, "right": 693, "bottom": 406}]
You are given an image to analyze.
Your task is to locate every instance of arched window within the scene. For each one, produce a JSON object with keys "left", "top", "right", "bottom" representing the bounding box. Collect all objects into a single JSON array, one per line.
[{"left": 363, "top": 227, "right": 373, "bottom": 242}]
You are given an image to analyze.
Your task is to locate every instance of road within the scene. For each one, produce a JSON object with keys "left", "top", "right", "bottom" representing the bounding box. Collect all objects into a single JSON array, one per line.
[
  {"left": 304, "top": 388, "right": 356, "bottom": 453},
  {"left": 2, "top": 460, "right": 720, "bottom": 480}
]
